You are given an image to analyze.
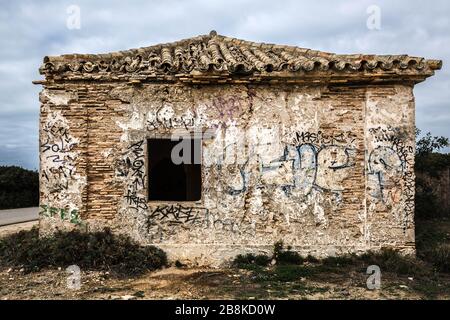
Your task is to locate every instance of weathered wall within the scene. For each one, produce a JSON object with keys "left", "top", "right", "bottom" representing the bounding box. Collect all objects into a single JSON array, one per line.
[{"left": 39, "top": 82, "right": 416, "bottom": 266}]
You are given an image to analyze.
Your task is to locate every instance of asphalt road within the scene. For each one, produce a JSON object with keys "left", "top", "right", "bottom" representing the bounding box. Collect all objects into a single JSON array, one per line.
[{"left": 0, "top": 207, "right": 39, "bottom": 226}]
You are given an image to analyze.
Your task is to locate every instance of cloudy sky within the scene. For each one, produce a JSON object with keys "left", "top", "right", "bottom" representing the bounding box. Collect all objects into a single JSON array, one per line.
[{"left": 0, "top": 0, "right": 449, "bottom": 170}]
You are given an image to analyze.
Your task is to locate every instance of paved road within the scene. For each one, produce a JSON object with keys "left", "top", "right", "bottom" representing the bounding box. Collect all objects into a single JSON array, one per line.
[{"left": 0, "top": 207, "right": 39, "bottom": 226}]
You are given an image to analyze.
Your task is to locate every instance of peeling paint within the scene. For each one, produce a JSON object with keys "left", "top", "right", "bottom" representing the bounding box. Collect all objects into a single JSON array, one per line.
[{"left": 38, "top": 83, "right": 418, "bottom": 264}]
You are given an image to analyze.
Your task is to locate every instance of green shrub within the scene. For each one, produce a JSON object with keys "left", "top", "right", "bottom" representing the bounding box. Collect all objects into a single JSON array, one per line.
[
  {"left": 305, "top": 255, "right": 319, "bottom": 263},
  {"left": 234, "top": 241, "right": 306, "bottom": 269},
  {"left": 321, "top": 254, "right": 358, "bottom": 268},
  {"left": 254, "top": 254, "right": 271, "bottom": 266},
  {"left": 0, "top": 166, "right": 39, "bottom": 209},
  {"left": 415, "top": 176, "right": 444, "bottom": 219},
  {"left": 0, "top": 227, "right": 167, "bottom": 276},
  {"left": 277, "top": 250, "right": 304, "bottom": 265},
  {"left": 421, "top": 246, "right": 450, "bottom": 273},
  {"left": 414, "top": 129, "right": 450, "bottom": 219},
  {"left": 416, "top": 220, "right": 450, "bottom": 273},
  {"left": 359, "top": 249, "right": 428, "bottom": 276},
  {"left": 415, "top": 153, "right": 450, "bottom": 177},
  {"left": 273, "top": 240, "right": 284, "bottom": 260},
  {"left": 271, "top": 265, "right": 313, "bottom": 282},
  {"left": 233, "top": 253, "right": 257, "bottom": 266},
  {"left": 272, "top": 241, "right": 304, "bottom": 265},
  {"left": 233, "top": 253, "right": 271, "bottom": 267},
  {"left": 307, "top": 249, "right": 429, "bottom": 276},
  {"left": 234, "top": 242, "right": 438, "bottom": 279}
]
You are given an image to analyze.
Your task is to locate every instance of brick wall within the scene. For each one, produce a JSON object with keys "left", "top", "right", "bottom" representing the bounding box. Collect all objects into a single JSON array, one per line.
[{"left": 38, "top": 82, "right": 417, "bottom": 265}]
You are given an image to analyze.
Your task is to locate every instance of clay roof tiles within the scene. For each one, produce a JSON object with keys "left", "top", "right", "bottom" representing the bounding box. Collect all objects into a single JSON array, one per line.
[{"left": 39, "top": 31, "right": 442, "bottom": 83}]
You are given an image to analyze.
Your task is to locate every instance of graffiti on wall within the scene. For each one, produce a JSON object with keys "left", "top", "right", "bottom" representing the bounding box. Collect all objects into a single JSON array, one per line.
[
  {"left": 142, "top": 204, "right": 256, "bottom": 242},
  {"left": 368, "top": 146, "right": 404, "bottom": 202},
  {"left": 260, "top": 143, "right": 356, "bottom": 195},
  {"left": 141, "top": 205, "right": 205, "bottom": 242},
  {"left": 146, "top": 105, "right": 198, "bottom": 130},
  {"left": 368, "top": 126, "right": 415, "bottom": 228},
  {"left": 117, "top": 123, "right": 414, "bottom": 240},
  {"left": 148, "top": 205, "right": 205, "bottom": 224},
  {"left": 188, "top": 129, "right": 359, "bottom": 229},
  {"left": 207, "top": 214, "right": 256, "bottom": 237},
  {"left": 144, "top": 97, "right": 242, "bottom": 132},
  {"left": 40, "top": 113, "right": 78, "bottom": 194},
  {"left": 207, "top": 96, "right": 243, "bottom": 128},
  {"left": 114, "top": 89, "right": 413, "bottom": 241},
  {"left": 40, "top": 112, "right": 85, "bottom": 226},
  {"left": 220, "top": 130, "right": 357, "bottom": 198},
  {"left": 294, "top": 131, "right": 357, "bottom": 147},
  {"left": 121, "top": 140, "right": 148, "bottom": 211},
  {"left": 40, "top": 204, "right": 82, "bottom": 225}
]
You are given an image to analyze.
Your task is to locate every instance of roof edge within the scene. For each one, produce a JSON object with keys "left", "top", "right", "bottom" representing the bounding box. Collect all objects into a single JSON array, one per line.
[{"left": 37, "top": 31, "right": 443, "bottom": 82}]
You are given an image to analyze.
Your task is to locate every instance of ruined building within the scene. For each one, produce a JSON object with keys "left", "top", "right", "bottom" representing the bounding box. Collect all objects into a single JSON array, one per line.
[{"left": 34, "top": 31, "right": 441, "bottom": 265}]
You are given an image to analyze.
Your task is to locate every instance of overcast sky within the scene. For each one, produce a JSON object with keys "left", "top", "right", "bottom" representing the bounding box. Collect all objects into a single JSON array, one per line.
[{"left": 0, "top": 0, "right": 449, "bottom": 170}]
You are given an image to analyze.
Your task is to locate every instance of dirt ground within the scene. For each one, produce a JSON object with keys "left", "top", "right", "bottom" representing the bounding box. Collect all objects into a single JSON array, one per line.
[
  {"left": 1, "top": 220, "right": 449, "bottom": 300},
  {"left": 1, "top": 265, "right": 449, "bottom": 300}
]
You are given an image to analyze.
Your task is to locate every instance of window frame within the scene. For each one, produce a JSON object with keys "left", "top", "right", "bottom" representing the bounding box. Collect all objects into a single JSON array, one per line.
[{"left": 146, "top": 134, "right": 203, "bottom": 204}]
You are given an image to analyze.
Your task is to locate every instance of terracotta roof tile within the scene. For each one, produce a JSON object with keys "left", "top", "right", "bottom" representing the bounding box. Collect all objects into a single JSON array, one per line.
[{"left": 39, "top": 31, "right": 442, "bottom": 82}]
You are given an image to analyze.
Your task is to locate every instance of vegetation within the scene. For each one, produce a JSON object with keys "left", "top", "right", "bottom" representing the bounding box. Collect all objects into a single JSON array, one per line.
[
  {"left": 415, "top": 129, "right": 449, "bottom": 157},
  {"left": 415, "top": 152, "right": 450, "bottom": 177},
  {"left": 0, "top": 227, "right": 167, "bottom": 276},
  {"left": 231, "top": 219, "right": 450, "bottom": 298},
  {"left": 273, "top": 241, "right": 304, "bottom": 265},
  {"left": 233, "top": 241, "right": 305, "bottom": 269},
  {"left": 233, "top": 241, "right": 431, "bottom": 278},
  {"left": 414, "top": 129, "right": 450, "bottom": 219},
  {"left": 416, "top": 220, "right": 450, "bottom": 273},
  {"left": 0, "top": 166, "right": 39, "bottom": 209},
  {"left": 233, "top": 253, "right": 272, "bottom": 267}
]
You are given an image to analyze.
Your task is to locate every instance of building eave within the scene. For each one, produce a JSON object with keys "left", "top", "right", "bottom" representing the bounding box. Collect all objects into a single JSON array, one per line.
[{"left": 35, "top": 31, "right": 442, "bottom": 84}]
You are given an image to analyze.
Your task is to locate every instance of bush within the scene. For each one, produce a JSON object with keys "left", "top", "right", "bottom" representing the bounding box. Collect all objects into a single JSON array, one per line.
[
  {"left": 0, "top": 227, "right": 167, "bottom": 276},
  {"left": 234, "top": 245, "right": 436, "bottom": 280},
  {"left": 321, "top": 254, "right": 358, "bottom": 268},
  {"left": 359, "top": 249, "right": 428, "bottom": 276},
  {"left": 233, "top": 253, "right": 271, "bottom": 267},
  {"left": 277, "top": 250, "right": 304, "bottom": 265},
  {"left": 422, "top": 246, "right": 450, "bottom": 273},
  {"left": 270, "top": 265, "right": 313, "bottom": 282},
  {"left": 233, "top": 241, "right": 305, "bottom": 268},
  {"left": 415, "top": 155, "right": 450, "bottom": 219},
  {"left": 320, "top": 249, "right": 429, "bottom": 276},
  {"left": 273, "top": 241, "right": 304, "bottom": 265},
  {"left": 0, "top": 166, "right": 39, "bottom": 209},
  {"left": 415, "top": 130, "right": 449, "bottom": 159},
  {"left": 415, "top": 176, "right": 442, "bottom": 219},
  {"left": 416, "top": 220, "right": 450, "bottom": 273},
  {"left": 273, "top": 240, "right": 284, "bottom": 260},
  {"left": 414, "top": 129, "right": 450, "bottom": 219},
  {"left": 305, "top": 255, "right": 319, "bottom": 263},
  {"left": 415, "top": 153, "right": 450, "bottom": 178},
  {"left": 254, "top": 254, "right": 271, "bottom": 266}
]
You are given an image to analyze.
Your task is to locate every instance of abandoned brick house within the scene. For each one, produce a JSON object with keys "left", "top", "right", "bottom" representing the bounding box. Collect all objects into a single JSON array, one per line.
[{"left": 34, "top": 31, "right": 441, "bottom": 265}]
